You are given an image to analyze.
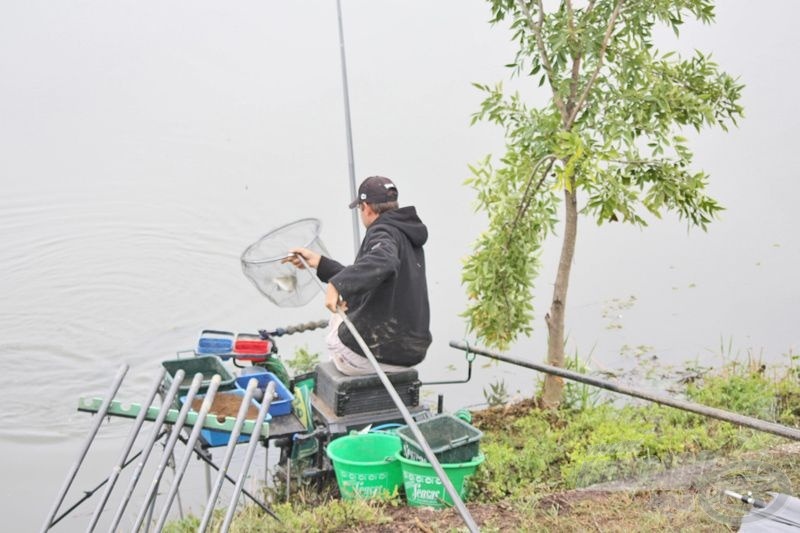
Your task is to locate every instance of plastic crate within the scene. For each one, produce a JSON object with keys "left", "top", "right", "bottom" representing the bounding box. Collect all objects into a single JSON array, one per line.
[
  {"left": 234, "top": 371, "right": 294, "bottom": 417},
  {"left": 181, "top": 389, "right": 270, "bottom": 448},
  {"left": 396, "top": 414, "right": 483, "bottom": 464},
  {"left": 162, "top": 355, "right": 235, "bottom": 394}
]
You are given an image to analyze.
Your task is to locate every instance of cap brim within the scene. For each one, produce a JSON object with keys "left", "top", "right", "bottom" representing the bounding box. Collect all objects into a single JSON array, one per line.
[{"left": 348, "top": 199, "right": 359, "bottom": 209}]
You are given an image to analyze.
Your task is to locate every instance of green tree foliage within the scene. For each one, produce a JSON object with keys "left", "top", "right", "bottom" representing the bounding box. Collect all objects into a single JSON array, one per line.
[{"left": 462, "top": 0, "right": 743, "bottom": 405}]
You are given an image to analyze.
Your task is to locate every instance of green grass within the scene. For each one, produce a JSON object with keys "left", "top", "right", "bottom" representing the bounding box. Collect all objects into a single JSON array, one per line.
[{"left": 165, "top": 351, "right": 800, "bottom": 531}]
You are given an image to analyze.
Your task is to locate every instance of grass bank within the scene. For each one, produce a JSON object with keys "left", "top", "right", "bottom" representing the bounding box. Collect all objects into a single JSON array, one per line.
[{"left": 166, "top": 353, "right": 800, "bottom": 532}]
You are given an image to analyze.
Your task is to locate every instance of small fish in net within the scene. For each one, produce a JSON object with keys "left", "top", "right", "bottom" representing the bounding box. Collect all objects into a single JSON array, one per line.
[
  {"left": 241, "top": 218, "right": 329, "bottom": 307},
  {"left": 273, "top": 274, "right": 297, "bottom": 292}
]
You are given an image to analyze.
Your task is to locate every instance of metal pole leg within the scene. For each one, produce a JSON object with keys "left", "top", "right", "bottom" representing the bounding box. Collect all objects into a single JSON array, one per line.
[
  {"left": 198, "top": 378, "right": 259, "bottom": 532},
  {"left": 130, "top": 372, "right": 204, "bottom": 532},
  {"left": 87, "top": 368, "right": 166, "bottom": 532},
  {"left": 153, "top": 376, "right": 222, "bottom": 531},
  {"left": 221, "top": 382, "right": 276, "bottom": 533},
  {"left": 107, "top": 369, "right": 185, "bottom": 531},
  {"left": 40, "top": 364, "right": 129, "bottom": 533}
]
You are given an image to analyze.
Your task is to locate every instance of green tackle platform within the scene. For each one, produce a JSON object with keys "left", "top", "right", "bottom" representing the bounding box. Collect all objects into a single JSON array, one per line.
[{"left": 77, "top": 397, "right": 271, "bottom": 438}]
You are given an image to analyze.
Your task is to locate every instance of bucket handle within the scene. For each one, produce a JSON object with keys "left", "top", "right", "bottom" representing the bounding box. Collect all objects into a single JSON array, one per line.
[
  {"left": 370, "top": 423, "right": 403, "bottom": 434},
  {"left": 451, "top": 435, "right": 470, "bottom": 446}
]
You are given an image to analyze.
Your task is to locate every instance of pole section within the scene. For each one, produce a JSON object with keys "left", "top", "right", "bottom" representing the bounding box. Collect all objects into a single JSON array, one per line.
[
  {"left": 107, "top": 370, "right": 185, "bottom": 531},
  {"left": 130, "top": 372, "right": 204, "bottom": 532},
  {"left": 153, "top": 376, "right": 222, "bottom": 532},
  {"left": 336, "top": 0, "right": 361, "bottom": 255},
  {"left": 41, "top": 364, "right": 128, "bottom": 533},
  {"left": 198, "top": 378, "right": 259, "bottom": 533},
  {"left": 221, "top": 382, "right": 277, "bottom": 533},
  {"left": 449, "top": 340, "right": 800, "bottom": 442},
  {"left": 87, "top": 368, "right": 166, "bottom": 532}
]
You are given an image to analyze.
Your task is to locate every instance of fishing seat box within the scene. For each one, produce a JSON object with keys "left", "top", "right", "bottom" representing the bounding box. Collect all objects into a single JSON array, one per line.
[{"left": 313, "top": 362, "right": 420, "bottom": 417}]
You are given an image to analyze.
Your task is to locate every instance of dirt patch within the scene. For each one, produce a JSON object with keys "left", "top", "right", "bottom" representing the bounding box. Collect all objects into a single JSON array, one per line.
[
  {"left": 191, "top": 391, "right": 258, "bottom": 421},
  {"left": 470, "top": 398, "right": 542, "bottom": 431},
  {"left": 354, "top": 502, "right": 522, "bottom": 532}
]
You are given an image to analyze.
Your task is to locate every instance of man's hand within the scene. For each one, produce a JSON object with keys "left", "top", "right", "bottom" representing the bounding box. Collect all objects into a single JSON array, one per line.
[
  {"left": 283, "top": 247, "right": 321, "bottom": 269},
  {"left": 325, "top": 283, "right": 348, "bottom": 313}
]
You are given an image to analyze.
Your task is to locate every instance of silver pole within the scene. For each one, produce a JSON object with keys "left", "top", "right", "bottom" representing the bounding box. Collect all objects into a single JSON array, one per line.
[
  {"left": 153, "top": 375, "right": 222, "bottom": 532},
  {"left": 87, "top": 367, "right": 166, "bottom": 532},
  {"left": 296, "top": 256, "right": 479, "bottom": 532},
  {"left": 220, "top": 382, "right": 276, "bottom": 533},
  {"left": 450, "top": 340, "right": 800, "bottom": 442},
  {"left": 130, "top": 372, "right": 204, "bottom": 532},
  {"left": 198, "top": 378, "right": 259, "bottom": 533},
  {"left": 41, "top": 364, "right": 129, "bottom": 533},
  {"left": 107, "top": 369, "right": 185, "bottom": 531},
  {"left": 336, "top": 0, "right": 361, "bottom": 255}
]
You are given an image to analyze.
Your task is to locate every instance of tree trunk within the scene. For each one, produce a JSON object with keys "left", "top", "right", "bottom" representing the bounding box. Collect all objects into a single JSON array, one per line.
[{"left": 541, "top": 185, "right": 578, "bottom": 408}]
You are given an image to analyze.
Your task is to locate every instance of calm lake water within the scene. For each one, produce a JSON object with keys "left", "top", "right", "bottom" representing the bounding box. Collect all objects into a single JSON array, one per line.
[{"left": 2, "top": 2, "right": 799, "bottom": 531}]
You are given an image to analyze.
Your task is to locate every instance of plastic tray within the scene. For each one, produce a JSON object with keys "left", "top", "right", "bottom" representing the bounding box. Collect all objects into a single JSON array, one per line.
[
  {"left": 396, "top": 413, "right": 483, "bottom": 464},
  {"left": 235, "top": 371, "right": 294, "bottom": 417},
  {"left": 162, "top": 355, "right": 235, "bottom": 394}
]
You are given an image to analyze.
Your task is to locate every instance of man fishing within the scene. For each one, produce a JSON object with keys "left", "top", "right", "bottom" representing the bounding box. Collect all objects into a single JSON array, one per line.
[{"left": 284, "top": 176, "right": 431, "bottom": 375}]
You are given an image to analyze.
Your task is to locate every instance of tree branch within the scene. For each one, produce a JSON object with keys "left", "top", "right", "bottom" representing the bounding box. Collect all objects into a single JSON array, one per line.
[
  {"left": 566, "top": 0, "right": 582, "bottom": 114},
  {"left": 516, "top": 0, "right": 568, "bottom": 121},
  {"left": 565, "top": 0, "right": 625, "bottom": 130},
  {"left": 604, "top": 157, "right": 675, "bottom": 166},
  {"left": 504, "top": 154, "right": 558, "bottom": 250}
]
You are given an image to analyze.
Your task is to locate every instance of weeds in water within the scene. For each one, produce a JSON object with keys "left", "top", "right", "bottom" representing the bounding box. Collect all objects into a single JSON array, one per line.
[
  {"left": 562, "top": 348, "right": 602, "bottom": 411},
  {"left": 483, "top": 378, "right": 509, "bottom": 407}
]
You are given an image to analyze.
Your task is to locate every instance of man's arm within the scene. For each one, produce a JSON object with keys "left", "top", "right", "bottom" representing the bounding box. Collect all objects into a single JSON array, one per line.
[{"left": 329, "top": 227, "right": 400, "bottom": 298}]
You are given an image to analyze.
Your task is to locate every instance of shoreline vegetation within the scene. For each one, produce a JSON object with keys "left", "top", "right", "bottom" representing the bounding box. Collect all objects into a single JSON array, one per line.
[{"left": 166, "top": 352, "right": 799, "bottom": 532}]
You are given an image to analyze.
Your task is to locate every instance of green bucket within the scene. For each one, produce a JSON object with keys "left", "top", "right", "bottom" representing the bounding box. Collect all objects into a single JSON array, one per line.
[
  {"left": 396, "top": 452, "right": 485, "bottom": 508},
  {"left": 326, "top": 433, "right": 402, "bottom": 500}
]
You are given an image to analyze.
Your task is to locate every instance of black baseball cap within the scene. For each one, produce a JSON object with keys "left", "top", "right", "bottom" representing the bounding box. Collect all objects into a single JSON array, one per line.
[{"left": 348, "top": 176, "right": 399, "bottom": 208}]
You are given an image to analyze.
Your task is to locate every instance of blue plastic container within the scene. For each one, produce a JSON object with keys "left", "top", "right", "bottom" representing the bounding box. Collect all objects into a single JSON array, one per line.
[
  {"left": 235, "top": 371, "right": 294, "bottom": 417},
  {"left": 196, "top": 330, "right": 235, "bottom": 355}
]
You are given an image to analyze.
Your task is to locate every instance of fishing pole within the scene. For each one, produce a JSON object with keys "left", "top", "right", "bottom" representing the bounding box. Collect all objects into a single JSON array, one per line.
[
  {"left": 449, "top": 340, "right": 800, "bottom": 442},
  {"left": 335, "top": 0, "right": 360, "bottom": 255}
]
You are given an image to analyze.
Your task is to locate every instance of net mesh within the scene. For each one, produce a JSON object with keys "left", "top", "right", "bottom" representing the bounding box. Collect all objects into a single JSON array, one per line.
[{"left": 241, "top": 218, "right": 329, "bottom": 307}]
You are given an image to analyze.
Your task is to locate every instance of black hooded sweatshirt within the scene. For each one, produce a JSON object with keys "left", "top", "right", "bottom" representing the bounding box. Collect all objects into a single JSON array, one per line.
[{"left": 316, "top": 206, "right": 431, "bottom": 366}]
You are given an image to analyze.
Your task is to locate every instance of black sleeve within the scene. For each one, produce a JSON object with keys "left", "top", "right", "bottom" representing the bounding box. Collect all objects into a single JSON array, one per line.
[
  {"left": 328, "top": 227, "right": 400, "bottom": 298},
  {"left": 317, "top": 255, "right": 345, "bottom": 283}
]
